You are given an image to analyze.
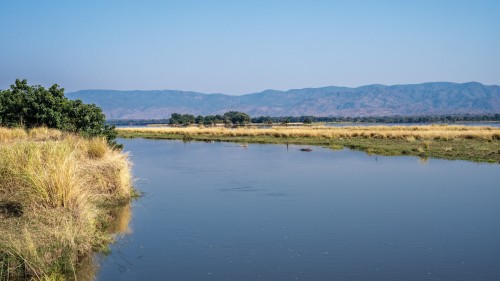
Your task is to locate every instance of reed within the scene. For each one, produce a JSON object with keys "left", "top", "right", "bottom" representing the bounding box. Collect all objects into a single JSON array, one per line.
[{"left": 0, "top": 127, "right": 134, "bottom": 280}]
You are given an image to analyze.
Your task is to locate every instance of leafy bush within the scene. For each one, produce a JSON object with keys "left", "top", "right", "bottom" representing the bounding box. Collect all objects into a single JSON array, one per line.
[{"left": 0, "top": 79, "right": 119, "bottom": 146}]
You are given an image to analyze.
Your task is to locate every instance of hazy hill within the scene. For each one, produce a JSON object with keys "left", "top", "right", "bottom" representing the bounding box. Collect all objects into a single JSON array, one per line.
[{"left": 67, "top": 82, "right": 500, "bottom": 119}]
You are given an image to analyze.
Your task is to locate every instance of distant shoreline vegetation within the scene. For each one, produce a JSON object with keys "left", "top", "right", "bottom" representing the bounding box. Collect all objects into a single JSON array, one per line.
[
  {"left": 107, "top": 113, "right": 500, "bottom": 126},
  {"left": 117, "top": 125, "right": 500, "bottom": 163}
]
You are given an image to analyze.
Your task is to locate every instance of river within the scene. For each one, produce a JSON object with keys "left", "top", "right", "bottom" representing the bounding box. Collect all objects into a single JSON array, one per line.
[{"left": 95, "top": 139, "right": 500, "bottom": 281}]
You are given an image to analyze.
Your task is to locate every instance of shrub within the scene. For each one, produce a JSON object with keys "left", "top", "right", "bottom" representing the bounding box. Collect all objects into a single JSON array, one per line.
[{"left": 0, "top": 79, "right": 119, "bottom": 147}]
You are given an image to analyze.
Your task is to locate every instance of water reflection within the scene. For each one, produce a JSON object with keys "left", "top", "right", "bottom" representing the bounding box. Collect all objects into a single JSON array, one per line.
[
  {"left": 106, "top": 203, "right": 133, "bottom": 235},
  {"left": 97, "top": 139, "right": 500, "bottom": 281},
  {"left": 418, "top": 157, "right": 429, "bottom": 165},
  {"left": 74, "top": 256, "right": 98, "bottom": 281},
  {"left": 76, "top": 203, "right": 132, "bottom": 280}
]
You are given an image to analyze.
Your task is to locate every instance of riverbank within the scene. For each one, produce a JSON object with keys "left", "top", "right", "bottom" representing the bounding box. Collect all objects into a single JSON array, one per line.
[
  {"left": 0, "top": 127, "right": 134, "bottom": 280},
  {"left": 117, "top": 125, "right": 500, "bottom": 163}
]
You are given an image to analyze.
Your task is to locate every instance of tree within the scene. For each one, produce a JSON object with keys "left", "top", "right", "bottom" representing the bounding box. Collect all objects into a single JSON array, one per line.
[
  {"left": 182, "top": 114, "right": 195, "bottom": 125},
  {"left": 203, "top": 115, "right": 216, "bottom": 125},
  {"left": 169, "top": 113, "right": 182, "bottom": 125},
  {"left": 303, "top": 116, "right": 314, "bottom": 124},
  {"left": 195, "top": 115, "right": 204, "bottom": 124},
  {"left": 223, "top": 111, "right": 251, "bottom": 125},
  {"left": 169, "top": 113, "right": 195, "bottom": 125},
  {"left": 0, "top": 79, "right": 118, "bottom": 146}
]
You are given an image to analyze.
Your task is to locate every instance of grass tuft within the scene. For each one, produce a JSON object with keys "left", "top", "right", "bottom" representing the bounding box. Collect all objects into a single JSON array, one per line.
[{"left": 0, "top": 127, "right": 134, "bottom": 280}]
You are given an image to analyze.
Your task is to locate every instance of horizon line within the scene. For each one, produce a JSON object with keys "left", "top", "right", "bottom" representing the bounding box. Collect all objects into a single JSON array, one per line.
[{"left": 67, "top": 81, "right": 497, "bottom": 96}]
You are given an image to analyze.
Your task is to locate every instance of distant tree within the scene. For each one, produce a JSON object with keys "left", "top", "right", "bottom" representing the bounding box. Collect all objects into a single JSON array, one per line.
[
  {"left": 169, "top": 113, "right": 195, "bottom": 125},
  {"left": 223, "top": 116, "right": 232, "bottom": 125},
  {"left": 183, "top": 114, "right": 196, "bottom": 125},
  {"left": 303, "top": 116, "right": 314, "bottom": 124},
  {"left": 195, "top": 115, "right": 204, "bottom": 124},
  {"left": 223, "top": 111, "right": 251, "bottom": 125},
  {"left": 169, "top": 113, "right": 182, "bottom": 125},
  {"left": 0, "top": 79, "right": 118, "bottom": 146},
  {"left": 203, "top": 115, "right": 215, "bottom": 125}
]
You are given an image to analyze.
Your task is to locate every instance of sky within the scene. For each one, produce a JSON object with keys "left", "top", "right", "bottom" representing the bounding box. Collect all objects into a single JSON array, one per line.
[{"left": 0, "top": 0, "right": 499, "bottom": 94}]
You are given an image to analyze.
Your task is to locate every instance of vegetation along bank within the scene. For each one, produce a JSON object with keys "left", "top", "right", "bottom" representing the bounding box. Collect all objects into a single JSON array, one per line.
[
  {"left": 0, "top": 80, "right": 135, "bottom": 280},
  {"left": 0, "top": 127, "right": 134, "bottom": 280},
  {"left": 118, "top": 125, "right": 500, "bottom": 163}
]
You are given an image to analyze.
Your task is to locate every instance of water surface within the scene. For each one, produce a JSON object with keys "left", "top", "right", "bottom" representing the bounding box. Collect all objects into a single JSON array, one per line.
[{"left": 96, "top": 139, "right": 500, "bottom": 281}]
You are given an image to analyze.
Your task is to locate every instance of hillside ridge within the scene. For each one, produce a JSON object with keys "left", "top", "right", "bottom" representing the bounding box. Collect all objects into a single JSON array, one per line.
[{"left": 67, "top": 82, "right": 500, "bottom": 119}]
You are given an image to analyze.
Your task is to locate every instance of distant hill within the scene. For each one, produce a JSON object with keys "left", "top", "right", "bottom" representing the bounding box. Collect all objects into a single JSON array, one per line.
[{"left": 67, "top": 82, "right": 500, "bottom": 119}]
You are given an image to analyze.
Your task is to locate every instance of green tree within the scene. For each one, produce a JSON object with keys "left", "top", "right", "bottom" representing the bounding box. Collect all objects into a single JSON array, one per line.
[
  {"left": 195, "top": 115, "right": 204, "bottom": 124},
  {"left": 169, "top": 113, "right": 195, "bottom": 125},
  {"left": 169, "top": 113, "right": 182, "bottom": 125},
  {"left": 203, "top": 115, "right": 215, "bottom": 125},
  {"left": 303, "top": 116, "right": 314, "bottom": 124},
  {"left": 223, "top": 111, "right": 251, "bottom": 125},
  {"left": 0, "top": 79, "right": 119, "bottom": 146},
  {"left": 183, "top": 114, "right": 196, "bottom": 125}
]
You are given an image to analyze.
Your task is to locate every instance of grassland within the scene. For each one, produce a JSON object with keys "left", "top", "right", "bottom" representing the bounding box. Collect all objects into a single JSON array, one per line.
[
  {"left": 118, "top": 125, "right": 500, "bottom": 163},
  {"left": 0, "top": 127, "right": 134, "bottom": 280}
]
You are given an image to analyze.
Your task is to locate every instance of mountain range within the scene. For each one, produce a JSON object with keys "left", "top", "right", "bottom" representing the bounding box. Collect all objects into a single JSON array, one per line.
[{"left": 67, "top": 82, "right": 500, "bottom": 119}]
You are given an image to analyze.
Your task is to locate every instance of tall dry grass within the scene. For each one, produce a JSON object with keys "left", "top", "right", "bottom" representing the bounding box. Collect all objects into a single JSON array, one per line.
[
  {"left": 0, "top": 127, "right": 27, "bottom": 142},
  {"left": 118, "top": 125, "right": 500, "bottom": 141},
  {"left": 0, "top": 127, "right": 133, "bottom": 279}
]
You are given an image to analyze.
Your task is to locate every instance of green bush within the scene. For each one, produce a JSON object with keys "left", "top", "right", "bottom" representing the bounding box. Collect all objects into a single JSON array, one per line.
[{"left": 0, "top": 79, "right": 119, "bottom": 147}]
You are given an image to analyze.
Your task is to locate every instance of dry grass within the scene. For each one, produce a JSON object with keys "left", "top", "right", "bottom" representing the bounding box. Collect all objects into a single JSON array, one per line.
[
  {"left": 28, "top": 127, "right": 64, "bottom": 142},
  {"left": 118, "top": 125, "right": 500, "bottom": 163},
  {"left": 0, "top": 127, "right": 27, "bottom": 143},
  {"left": 118, "top": 125, "right": 500, "bottom": 141},
  {"left": 0, "top": 127, "right": 133, "bottom": 280}
]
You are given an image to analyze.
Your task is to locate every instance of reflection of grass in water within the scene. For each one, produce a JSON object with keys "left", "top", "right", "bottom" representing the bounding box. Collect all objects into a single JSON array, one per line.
[
  {"left": 330, "top": 144, "right": 344, "bottom": 150},
  {"left": 419, "top": 157, "right": 429, "bottom": 165},
  {"left": 106, "top": 203, "right": 132, "bottom": 235},
  {"left": 71, "top": 204, "right": 133, "bottom": 281},
  {"left": 0, "top": 127, "right": 135, "bottom": 280},
  {"left": 117, "top": 125, "right": 500, "bottom": 163}
]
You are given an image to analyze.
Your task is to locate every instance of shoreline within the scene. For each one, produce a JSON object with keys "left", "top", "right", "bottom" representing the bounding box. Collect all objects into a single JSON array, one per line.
[
  {"left": 0, "top": 127, "right": 135, "bottom": 280},
  {"left": 117, "top": 126, "right": 500, "bottom": 163}
]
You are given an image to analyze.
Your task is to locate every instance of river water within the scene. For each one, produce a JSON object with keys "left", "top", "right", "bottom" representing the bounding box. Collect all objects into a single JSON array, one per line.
[{"left": 95, "top": 139, "right": 500, "bottom": 281}]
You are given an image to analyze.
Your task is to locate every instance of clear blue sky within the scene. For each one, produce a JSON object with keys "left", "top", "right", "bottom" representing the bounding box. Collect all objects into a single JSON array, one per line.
[{"left": 1, "top": 0, "right": 499, "bottom": 94}]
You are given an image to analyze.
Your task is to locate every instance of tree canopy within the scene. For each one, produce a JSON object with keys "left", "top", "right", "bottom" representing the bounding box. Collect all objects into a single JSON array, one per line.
[
  {"left": 169, "top": 113, "right": 196, "bottom": 125},
  {"left": 169, "top": 111, "right": 251, "bottom": 126},
  {"left": 250, "top": 114, "right": 500, "bottom": 124},
  {"left": 0, "top": 79, "right": 118, "bottom": 145},
  {"left": 223, "top": 111, "right": 251, "bottom": 125}
]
